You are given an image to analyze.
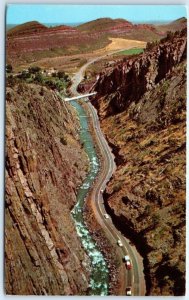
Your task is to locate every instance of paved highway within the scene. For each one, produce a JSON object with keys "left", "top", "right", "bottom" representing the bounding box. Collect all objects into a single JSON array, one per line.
[{"left": 69, "top": 53, "right": 146, "bottom": 296}]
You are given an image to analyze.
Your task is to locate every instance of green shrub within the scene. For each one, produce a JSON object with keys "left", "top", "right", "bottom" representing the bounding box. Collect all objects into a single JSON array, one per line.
[
  {"left": 28, "top": 66, "right": 41, "bottom": 74},
  {"left": 113, "top": 182, "right": 122, "bottom": 193},
  {"left": 152, "top": 213, "right": 160, "bottom": 227},
  {"left": 6, "top": 64, "right": 13, "bottom": 73},
  {"left": 34, "top": 73, "right": 44, "bottom": 84},
  {"left": 60, "top": 136, "right": 67, "bottom": 145}
]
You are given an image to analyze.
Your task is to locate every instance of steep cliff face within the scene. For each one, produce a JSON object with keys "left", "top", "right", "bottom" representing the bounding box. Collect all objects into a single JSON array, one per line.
[
  {"left": 5, "top": 81, "right": 90, "bottom": 295},
  {"left": 92, "top": 29, "right": 186, "bottom": 119},
  {"left": 91, "top": 29, "right": 186, "bottom": 295}
]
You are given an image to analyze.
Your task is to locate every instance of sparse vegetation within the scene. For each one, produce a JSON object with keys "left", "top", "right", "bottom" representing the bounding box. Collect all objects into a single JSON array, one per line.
[
  {"left": 7, "top": 67, "right": 71, "bottom": 93},
  {"left": 60, "top": 136, "right": 67, "bottom": 145},
  {"left": 145, "top": 40, "right": 158, "bottom": 51},
  {"left": 115, "top": 48, "right": 144, "bottom": 56},
  {"left": 113, "top": 182, "right": 122, "bottom": 193},
  {"left": 96, "top": 28, "right": 186, "bottom": 295},
  {"left": 6, "top": 64, "right": 13, "bottom": 73},
  {"left": 152, "top": 213, "right": 160, "bottom": 227}
]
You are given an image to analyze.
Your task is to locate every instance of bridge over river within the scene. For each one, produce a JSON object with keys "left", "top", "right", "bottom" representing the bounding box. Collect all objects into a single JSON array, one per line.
[{"left": 64, "top": 92, "right": 97, "bottom": 101}]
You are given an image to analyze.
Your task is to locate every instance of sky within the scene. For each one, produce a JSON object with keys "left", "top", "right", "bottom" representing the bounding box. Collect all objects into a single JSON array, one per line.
[{"left": 6, "top": 4, "right": 187, "bottom": 25}]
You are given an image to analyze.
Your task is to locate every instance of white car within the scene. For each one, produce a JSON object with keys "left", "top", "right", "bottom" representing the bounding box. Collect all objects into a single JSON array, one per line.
[
  {"left": 104, "top": 214, "right": 110, "bottom": 219},
  {"left": 126, "top": 287, "right": 132, "bottom": 296},
  {"left": 117, "top": 239, "right": 123, "bottom": 247}
]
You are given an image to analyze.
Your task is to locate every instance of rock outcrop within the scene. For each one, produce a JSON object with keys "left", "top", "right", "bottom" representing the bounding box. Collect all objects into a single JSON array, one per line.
[
  {"left": 5, "top": 81, "right": 90, "bottom": 295},
  {"left": 91, "top": 28, "right": 186, "bottom": 295},
  {"left": 92, "top": 28, "right": 186, "bottom": 119}
]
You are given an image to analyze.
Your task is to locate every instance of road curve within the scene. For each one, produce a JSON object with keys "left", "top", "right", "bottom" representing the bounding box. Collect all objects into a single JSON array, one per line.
[{"left": 69, "top": 53, "right": 146, "bottom": 296}]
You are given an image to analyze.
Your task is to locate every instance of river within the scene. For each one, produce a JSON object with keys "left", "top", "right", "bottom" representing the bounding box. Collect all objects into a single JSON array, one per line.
[{"left": 71, "top": 100, "right": 109, "bottom": 296}]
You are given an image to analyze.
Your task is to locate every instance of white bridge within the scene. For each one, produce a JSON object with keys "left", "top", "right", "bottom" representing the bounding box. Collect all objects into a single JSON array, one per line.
[{"left": 64, "top": 92, "right": 97, "bottom": 102}]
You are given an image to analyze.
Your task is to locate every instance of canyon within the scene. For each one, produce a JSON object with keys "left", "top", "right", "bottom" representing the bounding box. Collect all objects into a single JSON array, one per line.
[
  {"left": 5, "top": 16, "right": 186, "bottom": 296},
  {"left": 89, "top": 28, "right": 186, "bottom": 295}
]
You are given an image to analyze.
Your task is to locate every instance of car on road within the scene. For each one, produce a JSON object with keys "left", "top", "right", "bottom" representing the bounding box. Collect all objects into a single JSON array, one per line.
[
  {"left": 117, "top": 239, "right": 123, "bottom": 247},
  {"left": 126, "top": 287, "right": 132, "bottom": 296},
  {"left": 104, "top": 214, "right": 110, "bottom": 219},
  {"left": 123, "top": 255, "right": 132, "bottom": 270}
]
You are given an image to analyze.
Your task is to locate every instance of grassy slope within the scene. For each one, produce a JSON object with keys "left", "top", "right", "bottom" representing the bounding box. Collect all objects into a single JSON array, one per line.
[{"left": 115, "top": 48, "right": 144, "bottom": 56}]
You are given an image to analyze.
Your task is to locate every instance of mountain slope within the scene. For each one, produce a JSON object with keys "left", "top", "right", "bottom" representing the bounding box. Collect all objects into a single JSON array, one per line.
[
  {"left": 6, "top": 21, "right": 110, "bottom": 67},
  {"left": 91, "top": 28, "right": 186, "bottom": 295},
  {"left": 77, "top": 18, "right": 133, "bottom": 32},
  {"left": 155, "top": 17, "right": 187, "bottom": 34},
  {"left": 77, "top": 17, "right": 161, "bottom": 41},
  {"left": 5, "top": 80, "right": 90, "bottom": 295},
  {"left": 7, "top": 21, "right": 47, "bottom": 36},
  {"left": 6, "top": 18, "right": 184, "bottom": 68}
]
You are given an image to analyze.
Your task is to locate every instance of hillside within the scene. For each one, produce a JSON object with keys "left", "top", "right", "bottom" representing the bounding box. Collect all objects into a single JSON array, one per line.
[
  {"left": 155, "top": 17, "right": 187, "bottom": 34},
  {"left": 77, "top": 18, "right": 133, "bottom": 32},
  {"left": 77, "top": 17, "right": 162, "bottom": 41},
  {"left": 6, "top": 18, "right": 180, "bottom": 68},
  {"left": 7, "top": 21, "right": 47, "bottom": 36},
  {"left": 90, "top": 28, "right": 186, "bottom": 295},
  {"left": 5, "top": 80, "right": 90, "bottom": 294},
  {"left": 6, "top": 20, "right": 110, "bottom": 67}
]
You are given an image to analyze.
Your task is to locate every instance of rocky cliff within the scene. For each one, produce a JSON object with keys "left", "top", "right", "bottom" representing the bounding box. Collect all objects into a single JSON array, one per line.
[
  {"left": 5, "top": 80, "right": 90, "bottom": 295},
  {"left": 92, "top": 29, "right": 186, "bottom": 119},
  {"left": 91, "top": 28, "right": 186, "bottom": 295}
]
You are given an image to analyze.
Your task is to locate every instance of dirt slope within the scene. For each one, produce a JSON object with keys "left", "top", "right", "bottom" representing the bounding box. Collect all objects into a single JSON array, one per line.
[{"left": 99, "top": 38, "right": 146, "bottom": 52}]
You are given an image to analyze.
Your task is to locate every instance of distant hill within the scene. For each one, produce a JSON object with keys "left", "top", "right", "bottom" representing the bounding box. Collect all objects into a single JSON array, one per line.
[
  {"left": 6, "top": 17, "right": 186, "bottom": 68},
  {"left": 76, "top": 17, "right": 172, "bottom": 42},
  {"left": 155, "top": 17, "right": 187, "bottom": 34},
  {"left": 6, "top": 24, "right": 18, "bottom": 31},
  {"left": 77, "top": 18, "right": 133, "bottom": 32},
  {"left": 7, "top": 21, "right": 47, "bottom": 36}
]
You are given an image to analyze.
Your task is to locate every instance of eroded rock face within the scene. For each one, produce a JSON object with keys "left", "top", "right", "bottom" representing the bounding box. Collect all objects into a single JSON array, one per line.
[
  {"left": 91, "top": 29, "right": 186, "bottom": 295},
  {"left": 92, "top": 29, "right": 186, "bottom": 119},
  {"left": 5, "top": 82, "right": 90, "bottom": 295}
]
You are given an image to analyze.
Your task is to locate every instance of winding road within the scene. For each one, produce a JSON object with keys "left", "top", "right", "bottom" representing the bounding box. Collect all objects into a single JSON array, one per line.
[{"left": 69, "top": 53, "right": 146, "bottom": 296}]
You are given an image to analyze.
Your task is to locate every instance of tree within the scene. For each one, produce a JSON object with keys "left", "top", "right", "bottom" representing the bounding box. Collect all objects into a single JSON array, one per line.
[
  {"left": 166, "top": 31, "right": 174, "bottom": 41},
  {"left": 57, "top": 71, "right": 65, "bottom": 79},
  {"left": 152, "top": 213, "right": 160, "bottom": 228},
  {"left": 28, "top": 66, "right": 41, "bottom": 74},
  {"left": 146, "top": 41, "right": 158, "bottom": 51},
  {"left": 6, "top": 64, "right": 13, "bottom": 73},
  {"left": 34, "top": 73, "right": 44, "bottom": 83},
  {"left": 45, "top": 79, "right": 56, "bottom": 90},
  {"left": 17, "top": 70, "right": 30, "bottom": 79}
]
